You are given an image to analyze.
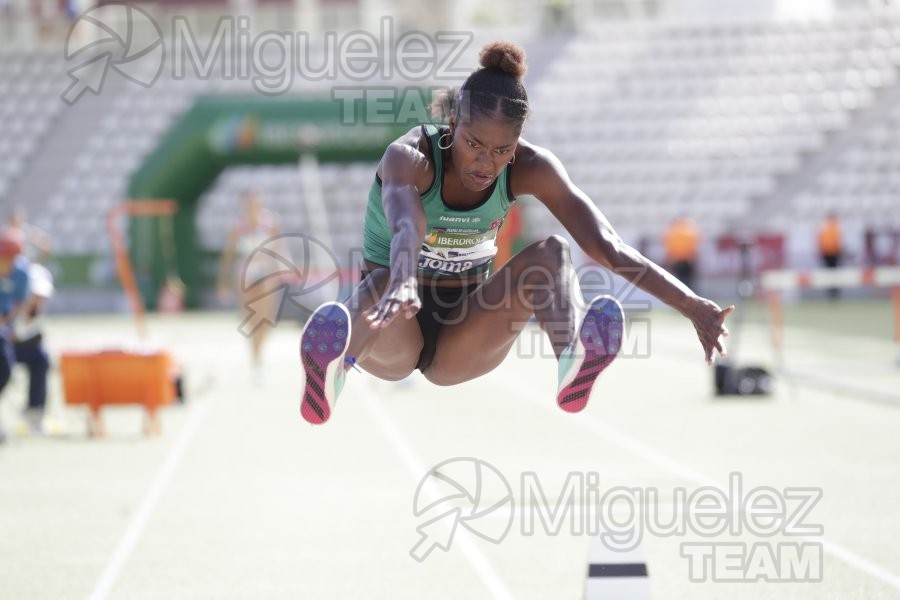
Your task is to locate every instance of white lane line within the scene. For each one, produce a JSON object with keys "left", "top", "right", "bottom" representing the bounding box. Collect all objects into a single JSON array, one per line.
[
  {"left": 818, "top": 538, "right": 900, "bottom": 591},
  {"left": 513, "top": 380, "right": 900, "bottom": 592},
  {"left": 87, "top": 399, "right": 212, "bottom": 600},
  {"left": 362, "top": 391, "right": 516, "bottom": 600}
]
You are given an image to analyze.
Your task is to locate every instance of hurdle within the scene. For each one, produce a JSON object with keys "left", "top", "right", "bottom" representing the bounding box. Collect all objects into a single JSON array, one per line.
[
  {"left": 107, "top": 200, "right": 179, "bottom": 339},
  {"left": 760, "top": 265, "right": 900, "bottom": 366},
  {"left": 584, "top": 534, "right": 651, "bottom": 600}
]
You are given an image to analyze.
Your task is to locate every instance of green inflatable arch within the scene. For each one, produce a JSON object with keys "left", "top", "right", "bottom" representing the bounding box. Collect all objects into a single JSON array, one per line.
[{"left": 127, "top": 92, "right": 427, "bottom": 309}]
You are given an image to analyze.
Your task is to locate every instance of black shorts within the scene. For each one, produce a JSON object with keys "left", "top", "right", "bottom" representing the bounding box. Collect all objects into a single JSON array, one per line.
[{"left": 361, "top": 271, "right": 477, "bottom": 372}]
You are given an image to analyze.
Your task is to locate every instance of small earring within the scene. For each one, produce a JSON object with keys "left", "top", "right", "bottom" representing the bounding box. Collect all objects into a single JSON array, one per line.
[{"left": 438, "top": 132, "right": 454, "bottom": 150}]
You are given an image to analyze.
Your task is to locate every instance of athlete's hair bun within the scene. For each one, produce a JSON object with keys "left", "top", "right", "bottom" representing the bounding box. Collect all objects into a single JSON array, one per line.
[
  {"left": 429, "top": 41, "right": 530, "bottom": 125},
  {"left": 479, "top": 41, "right": 527, "bottom": 79}
]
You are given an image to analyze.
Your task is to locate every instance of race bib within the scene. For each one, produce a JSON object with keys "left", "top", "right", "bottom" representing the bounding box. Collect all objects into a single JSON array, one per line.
[{"left": 417, "top": 219, "right": 503, "bottom": 275}]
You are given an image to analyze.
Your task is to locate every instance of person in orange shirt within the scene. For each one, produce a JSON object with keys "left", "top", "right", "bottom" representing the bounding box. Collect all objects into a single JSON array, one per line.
[
  {"left": 664, "top": 216, "right": 700, "bottom": 290},
  {"left": 493, "top": 202, "right": 523, "bottom": 271},
  {"left": 818, "top": 212, "right": 842, "bottom": 300}
]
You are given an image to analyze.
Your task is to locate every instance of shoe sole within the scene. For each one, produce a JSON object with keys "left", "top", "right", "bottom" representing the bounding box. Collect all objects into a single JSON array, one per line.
[
  {"left": 300, "top": 302, "right": 351, "bottom": 425},
  {"left": 557, "top": 296, "right": 624, "bottom": 413}
]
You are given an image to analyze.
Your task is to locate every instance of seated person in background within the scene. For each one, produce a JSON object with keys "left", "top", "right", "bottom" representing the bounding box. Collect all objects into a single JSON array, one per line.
[
  {"left": 0, "top": 230, "right": 29, "bottom": 443},
  {"left": 12, "top": 262, "right": 54, "bottom": 434}
]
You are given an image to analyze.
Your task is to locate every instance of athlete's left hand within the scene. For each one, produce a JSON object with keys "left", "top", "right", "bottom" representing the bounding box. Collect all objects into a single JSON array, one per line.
[{"left": 686, "top": 298, "right": 735, "bottom": 365}]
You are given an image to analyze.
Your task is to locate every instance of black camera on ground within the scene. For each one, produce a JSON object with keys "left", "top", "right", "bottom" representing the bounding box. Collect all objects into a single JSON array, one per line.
[{"left": 714, "top": 363, "right": 773, "bottom": 396}]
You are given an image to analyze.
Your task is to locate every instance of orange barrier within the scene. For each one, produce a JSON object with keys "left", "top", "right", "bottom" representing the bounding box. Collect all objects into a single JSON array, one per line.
[
  {"left": 60, "top": 200, "right": 182, "bottom": 437},
  {"left": 60, "top": 349, "right": 179, "bottom": 437}
]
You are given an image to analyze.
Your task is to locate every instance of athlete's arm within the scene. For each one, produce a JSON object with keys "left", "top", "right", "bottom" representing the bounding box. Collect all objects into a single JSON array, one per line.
[
  {"left": 515, "top": 144, "right": 733, "bottom": 364},
  {"left": 364, "top": 132, "right": 431, "bottom": 329}
]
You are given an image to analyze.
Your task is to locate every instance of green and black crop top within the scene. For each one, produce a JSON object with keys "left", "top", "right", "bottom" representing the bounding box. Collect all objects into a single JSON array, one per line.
[{"left": 363, "top": 123, "right": 516, "bottom": 277}]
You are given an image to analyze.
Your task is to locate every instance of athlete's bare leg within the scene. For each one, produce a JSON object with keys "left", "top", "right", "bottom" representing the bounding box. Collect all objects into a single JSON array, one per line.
[
  {"left": 344, "top": 268, "right": 424, "bottom": 380},
  {"left": 239, "top": 285, "right": 275, "bottom": 370},
  {"left": 423, "top": 235, "right": 580, "bottom": 386}
]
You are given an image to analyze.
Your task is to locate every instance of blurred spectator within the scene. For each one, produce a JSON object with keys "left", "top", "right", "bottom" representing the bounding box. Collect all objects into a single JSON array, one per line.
[
  {"left": 664, "top": 215, "right": 700, "bottom": 290},
  {"left": 865, "top": 227, "right": 897, "bottom": 266},
  {"left": 818, "top": 212, "right": 843, "bottom": 300},
  {"left": 5, "top": 207, "right": 56, "bottom": 432},
  {"left": 11, "top": 262, "right": 54, "bottom": 434},
  {"left": 7, "top": 205, "right": 52, "bottom": 264},
  {"left": 544, "top": 0, "right": 575, "bottom": 33},
  {"left": 493, "top": 203, "right": 523, "bottom": 271},
  {"left": 63, "top": 0, "right": 80, "bottom": 20},
  {"left": 0, "top": 229, "right": 29, "bottom": 444},
  {"left": 216, "top": 190, "right": 282, "bottom": 381}
]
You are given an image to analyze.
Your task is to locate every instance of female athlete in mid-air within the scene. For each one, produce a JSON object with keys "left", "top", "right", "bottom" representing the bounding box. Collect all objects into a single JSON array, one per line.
[
  {"left": 217, "top": 189, "right": 283, "bottom": 380},
  {"left": 299, "top": 41, "right": 734, "bottom": 424}
]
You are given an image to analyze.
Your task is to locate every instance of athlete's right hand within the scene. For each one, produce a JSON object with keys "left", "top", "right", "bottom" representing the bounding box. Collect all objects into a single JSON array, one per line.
[{"left": 364, "top": 277, "right": 421, "bottom": 328}]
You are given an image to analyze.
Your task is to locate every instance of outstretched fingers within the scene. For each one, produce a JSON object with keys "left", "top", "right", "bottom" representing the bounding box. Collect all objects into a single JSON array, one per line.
[
  {"left": 693, "top": 303, "right": 736, "bottom": 365},
  {"left": 364, "top": 284, "right": 421, "bottom": 329},
  {"left": 365, "top": 301, "right": 413, "bottom": 328},
  {"left": 707, "top": 304, "right": 736, "bottom": 365}
]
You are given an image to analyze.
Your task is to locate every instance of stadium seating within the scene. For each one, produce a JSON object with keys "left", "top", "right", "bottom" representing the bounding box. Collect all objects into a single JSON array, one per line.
[
  {"left": 0, "top": 50, "right": 65, "bottom": 205},
  {"left": 196, "top": 162, "right": 374, "bottom": 264},
  {"left": 522, "top": 12, "right": 900, "bottom": 241},
  {"left": 792, "top": 103, "right": 900, "bottom": 220},
  {"left": 2, "top": 11, "right": 899, "bottom": 279},
  {"left": 33, "top": 78, "right": 193, "bottom": 255}
]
